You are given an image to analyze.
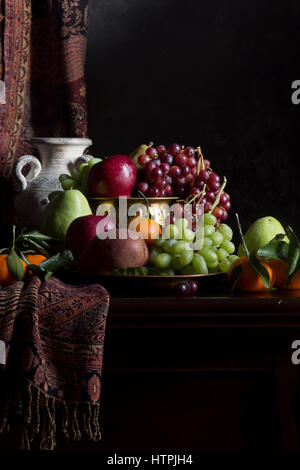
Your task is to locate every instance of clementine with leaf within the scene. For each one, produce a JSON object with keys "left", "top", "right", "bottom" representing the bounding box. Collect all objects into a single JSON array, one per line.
[
  {"left": 228, "top": 256, "right": 275, "bottom": 292},
  {"left": 0, "top": 254, "right": 26, "bottom": 287},
  {"left": 268, "top": 258, "right": 300, "bottom": 290}
]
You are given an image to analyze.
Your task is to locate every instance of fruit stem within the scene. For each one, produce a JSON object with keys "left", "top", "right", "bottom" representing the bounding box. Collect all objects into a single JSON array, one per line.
[
  {"left": 208, "top": 176, "right": 227, "bottom": 213},
  {"left": 196, "top": 146, "right": 205, "bottom": 176},
  {"left": 235, "top": 213, "right": 250, "bottom": 258},
  {"left": 138, "top": 190, "right": 150, "bottom": 219}
]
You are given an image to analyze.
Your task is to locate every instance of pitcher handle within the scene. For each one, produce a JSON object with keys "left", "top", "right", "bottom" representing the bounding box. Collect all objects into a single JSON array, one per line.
[
  {"left": 14, "top": 155, "right": 42, "bottom": 192},
  {"left": 75, "top": 154, "right": 93, "bottom": 167}
]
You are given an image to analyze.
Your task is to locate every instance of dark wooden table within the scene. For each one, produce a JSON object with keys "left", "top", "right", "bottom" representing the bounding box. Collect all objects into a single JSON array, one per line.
[{"left": 93, "top": 289, "right": 300, "bottom": 451}]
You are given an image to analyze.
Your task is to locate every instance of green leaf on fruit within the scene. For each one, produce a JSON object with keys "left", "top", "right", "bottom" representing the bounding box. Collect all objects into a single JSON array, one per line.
[
  {"left": 7, "top": 251, "right": 25, "bottom": 281},
  {"left": 257, "top": 240, "right": 289, "bottom": 262},
  {"left": 249, "top": 254, "right": 270, "bottom": 288},
  {"left": 229, "top": 262, "right": 243, "bottom": 295},
  {"left": 39, "top": 250, "right": 74, "bottom": 273},
  {"left": 286, "top": 227, "right": 300, "bottom": 286}
]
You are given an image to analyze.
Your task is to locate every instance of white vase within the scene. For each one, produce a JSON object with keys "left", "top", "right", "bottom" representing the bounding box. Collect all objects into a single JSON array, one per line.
[{"left": 14, "top": 137, "right": 93, "bottom": 230}]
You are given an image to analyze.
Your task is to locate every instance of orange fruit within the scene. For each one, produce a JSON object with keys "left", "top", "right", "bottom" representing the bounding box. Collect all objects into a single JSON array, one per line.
[
  {"left": 268, "top": 258, "right": 300, "bottom": 290},
  {"left": 25, "top": 254, "right": 47, "bottom": 276},
  {"left": 227, "top": 256, "right": 275, "bottom": 292},
  {"left": 128, "top": 216, "right": 162, "bottom": 245},
  {"left": 0, "top": 254, "right": 27, "bottom": 287}
]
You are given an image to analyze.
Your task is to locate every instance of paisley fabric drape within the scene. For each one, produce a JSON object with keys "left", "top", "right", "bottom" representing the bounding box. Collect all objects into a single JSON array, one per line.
[{"left": 0, "top": 0, "right": 89, "bottom": 227}]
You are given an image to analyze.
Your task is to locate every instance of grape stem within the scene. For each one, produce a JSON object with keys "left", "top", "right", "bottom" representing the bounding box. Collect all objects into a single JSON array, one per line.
[
  {"left": 235, "top": 213, "right": 249, "bottom": 258},
  {"left": 196, "top": 146, "right": 205, "bottom": 176},
  {"left": 208, "top": 176, "right": 227, "bottom": 213},
  {"left": 138, "top": 190, "right": 150, "bottom": 218}
]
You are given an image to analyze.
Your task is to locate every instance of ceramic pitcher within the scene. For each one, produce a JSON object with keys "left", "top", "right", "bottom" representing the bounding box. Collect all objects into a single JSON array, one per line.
[{"left": 14, "top": 137, "right": 93, "bottom": 230}]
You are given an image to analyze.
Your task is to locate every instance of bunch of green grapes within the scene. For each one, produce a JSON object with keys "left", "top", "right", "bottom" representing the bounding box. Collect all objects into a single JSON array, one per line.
[
  {"left": 148, "top": 214, "right": 238, "bottom": 275},
  {"left": 58, "top": 157, "right": 102, "bottom": 195}
]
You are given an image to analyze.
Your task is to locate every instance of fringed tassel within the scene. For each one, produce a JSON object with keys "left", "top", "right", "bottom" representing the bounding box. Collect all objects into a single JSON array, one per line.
[
  {"left": 1, "top": 378, "right": 103, "bottom": 450},
  {"left": 40, "top": 396, "right": 56, "bottom": 450},
  {"left": 29, "top": 387, "right": 41, "bottom": 442},
  {"left": 61, "top": 400, "right": 69, "bottom": 441},
  {"left": 71, "top": 404, "right": 81, "bottom": 441},
  {"left": 21, "top": 382, "right": 33, "bottom": 450},
  {"left": 91, "top": 404, "right": 101, "bottom": 441}
]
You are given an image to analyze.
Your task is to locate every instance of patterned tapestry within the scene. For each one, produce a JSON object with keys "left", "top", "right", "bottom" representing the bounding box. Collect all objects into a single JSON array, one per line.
[
  {"left": 0, "top": 0, "right": 89, "bottom": 226},
  {"left": 0, "top": 276, "right": 109, "bottom": 450}
]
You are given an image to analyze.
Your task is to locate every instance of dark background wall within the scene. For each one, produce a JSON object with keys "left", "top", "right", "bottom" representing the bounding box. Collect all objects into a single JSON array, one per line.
[{"left": 86, "top": 0, "right": 300, "bottom": 234}]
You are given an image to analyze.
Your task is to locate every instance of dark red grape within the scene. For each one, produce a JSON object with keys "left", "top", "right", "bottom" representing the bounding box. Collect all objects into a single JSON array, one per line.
[
  {"left": 165, "top": 175, "right": 172, "bottom": 184},
  {"left": 206, "top": 191, "right": 216, "bottom": 203},
  {"left": 204, "top": 202, "right": 212, "bottom": 213},
  {"left": 137, "top": 182, "right": 149, "bottom": 193},
  {"left": 200, "top": 196, "right": 207, "bottom": 206},
  {"left": 180, "top": 165, "right": 190, "bottom": 177},
  {"left": 208, "top": 180, "right": 220, "bottom": 192},
  {"left": 157, "top": 145, "right": 167, "bottom": 156},
  {"left": 208, "top": 172, "right": 220, "bottom": 183},
  {"left": 223, "top": 200, "right": 231, "bottom": 211},
  {"left": 161, "top": 153, "right": 173, "bottom": 165},
  {"left": 169, "top": 166, "right": 181, "bottom": 178},
  {"left": 222, "top": 210, "right": 228, "bottom": 220},
  {"left": 198, "top": 169, "right": 210, "bottom": 181},
  {"left": 145, "top": 161, "right": 157, "bottom": 173},
  {"left": 151, "top": 167, "right": 163, "bottom": 179},
  {"left": 185, "top": 173, "right": 194, "bottom": 183},
  {"left": 190, "top": 187, "right": 201, "bottom": 196},
  {"left": 194, "top": 179, "right": 205, "bottom": 190},
  {"left": 160, "top": 189, "right": 166, "bottom": 197},
  {"left": 156, "top": 178, "right": 167, "bottom": 189},
  {"left": 165, "top": 184, "right": 173, "bottom": 196},
  {"left": 175, "top": 176, "right": 186, "bottom": 187},
  {"left": 191, "top": 167, "right": 197, "bottom": 176},
  {"left": 204, "top": 159, "right": 211, "bottom": 169},
  {"left": 219, "top": 192, "right": 229, "bottom": 205},
  {"left": 184, "top": 146, "right": 195, "bottom": 158},
  {"left": 223, "top": 191, "right": 230, "bottom": 200},
  {"left": 175, "top": 282, "right": 192, "bottom": 297},
  {"left": 146, "top": 147, "right": 158, "bottom": 158},
  {"left": 188, "top": 280, "right": 198, "bottom": 295},
  {"left": 148, "top": 186, "right": 160, "bottom": 197},
  {"left": 160, "top": 163, "right": 170, "bottom": 174},
  {"left": 168, "top": 143, "right": 181, "bottom": 157},
  {"left": 175, "top": 186, "right": 185, "bottom": 197},
  {"left": 138, "top": 154, "right": 150, "bottom": 166},
  {"left": 212, "top": 206, "right": 225, "bottom": 219},
  {"left": 187, "top": 157, "right": 196, "bottom": 168},
  {"left": 174, "top": 153, "right": 187, "bottom": 166}
]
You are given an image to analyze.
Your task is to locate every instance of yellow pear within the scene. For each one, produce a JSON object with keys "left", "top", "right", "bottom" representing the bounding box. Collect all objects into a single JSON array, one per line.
[{"left": 129, "top": 143, "right": 150, "bottom": 168}]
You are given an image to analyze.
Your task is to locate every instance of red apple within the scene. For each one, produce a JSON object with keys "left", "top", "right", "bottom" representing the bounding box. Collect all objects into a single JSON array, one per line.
[
  {"left": 88, "top": 154, "right": 137, "bottom": 197},
  {"left": 66, "top": 214, "right": 115, "bottom": 258}
]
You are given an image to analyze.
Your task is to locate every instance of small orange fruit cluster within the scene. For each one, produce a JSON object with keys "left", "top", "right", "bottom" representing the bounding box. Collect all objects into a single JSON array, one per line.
[
  {"left": 0, "top": 254, "right": 47, "bottom": 287},
  {"left": 228, "top": 257, "right": 300, "bottom": 292}
]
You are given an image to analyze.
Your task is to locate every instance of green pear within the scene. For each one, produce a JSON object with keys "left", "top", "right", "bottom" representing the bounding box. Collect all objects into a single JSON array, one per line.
[
  {"left": 129, "top": 143, "right": 149, "bottom": 168},
  {"left": 41, "top": 189, "right": 92, "bottom": 241},
  {"left": 238, "top": 216, "right": 288, "bottom": 256}
]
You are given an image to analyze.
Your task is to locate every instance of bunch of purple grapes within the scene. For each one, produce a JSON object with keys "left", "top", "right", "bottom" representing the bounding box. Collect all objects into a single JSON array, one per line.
[
  {"left": 135, "top": 142, "right": 231, "bottom": 223},
  {"left": 190, "top": 169, "right": 231, "bottom": 220},
  {"left": 136, "top": 143, "right": 198, "bottom": 198}
]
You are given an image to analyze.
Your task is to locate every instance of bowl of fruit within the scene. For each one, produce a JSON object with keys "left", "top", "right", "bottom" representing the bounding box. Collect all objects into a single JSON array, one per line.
[{"left": 44, "top": 140, "right": 236, "bottom": 295}]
